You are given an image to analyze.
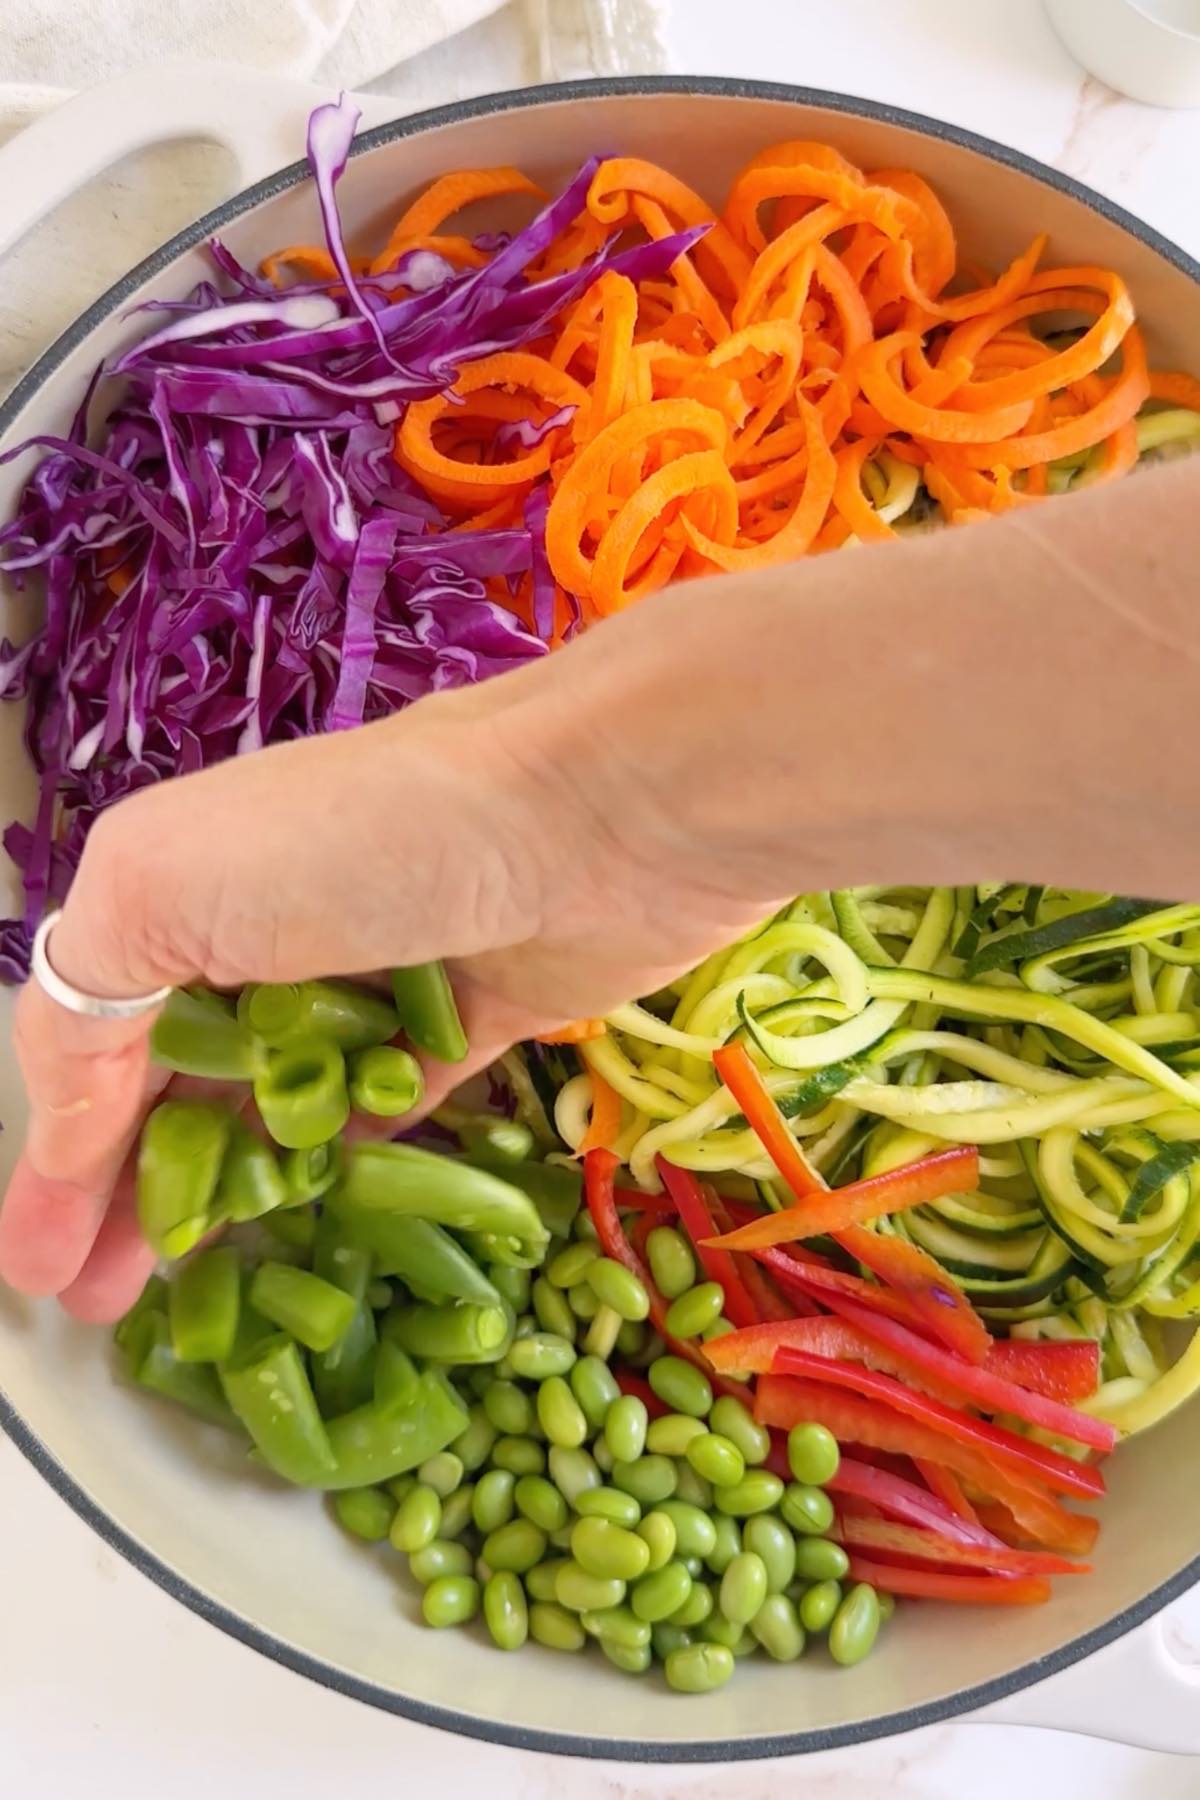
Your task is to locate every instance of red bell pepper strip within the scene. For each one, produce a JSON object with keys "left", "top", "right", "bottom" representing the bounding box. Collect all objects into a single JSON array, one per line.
[
  {"left": 839, "top": 1225, "right": 991, "bottom": 1365},
  {"left": 656, "top": 1156, "right": 762, "bottom": 1329},
  {"left": 811, "top": 1293, "right": 1115, "bottom": 1453},
  {"left": 832, "top": 1512, "right": 1087, "bottom": 1576},
  {"left": 772, "top": 1347, "right": 1105, "bottom": 1498},
  {"left": 755, "top": 1247, "right": 926, "bottom": 1331},
  {"left": 704, "top": 1144, "right": 981, "bottom": 1250},
  {"left": 755, "top": 1375, "right": 1100, "bottom": 1556},
  {"left": 613, "top": 1367, "right": 669, "bottom": 1419},
  {"left": 844, "top": 1555, "right": 1052, "bottom": 1606},
  {"left": 913, "top": 1461, "right": 980, "bottom": 1525},
  {"left": 982, "top": 1337, "right": 1101, "bottom": 1405},
  {"left": 614, "top": 1187, "right": 678, "bottom": 1214},
  {"left": 830, "top": 1456, "right": 1000, "bottom": 1547}
]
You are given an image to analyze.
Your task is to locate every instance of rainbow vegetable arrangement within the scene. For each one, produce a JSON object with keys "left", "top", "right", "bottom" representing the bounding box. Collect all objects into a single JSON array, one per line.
[{"left": 1, "top": 101, "right": 1200, "bottom": 1687}]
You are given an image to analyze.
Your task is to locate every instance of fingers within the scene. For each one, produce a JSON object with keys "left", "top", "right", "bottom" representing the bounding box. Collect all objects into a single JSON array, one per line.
[{"left": 57, "top": 1161, "right": 158, "bottom": 1324}]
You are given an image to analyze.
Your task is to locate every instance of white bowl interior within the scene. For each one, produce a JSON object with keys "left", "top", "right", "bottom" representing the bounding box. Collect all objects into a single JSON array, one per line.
[{"left": 1, "top": 86, "right": 1199, "bottom": 1756}]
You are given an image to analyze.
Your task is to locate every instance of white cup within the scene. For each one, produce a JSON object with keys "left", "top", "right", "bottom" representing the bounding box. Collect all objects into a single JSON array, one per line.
[{"left": 1046, "top": 0, "right": 1200, "bottom": 107}]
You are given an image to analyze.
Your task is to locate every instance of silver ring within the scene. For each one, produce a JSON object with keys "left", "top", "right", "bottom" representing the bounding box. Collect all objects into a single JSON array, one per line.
[{"left": 31, "top": 909, "right": 172, "bottom": 1020}]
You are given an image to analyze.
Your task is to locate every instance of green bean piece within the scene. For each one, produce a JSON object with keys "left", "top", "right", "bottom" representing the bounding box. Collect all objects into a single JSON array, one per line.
[
  {"left": 327, "top": 1197, "right": 502, "bottom": 1305},
  {"left": 492, "top": 1435, "right": 546, "bottom": 1476},
  {"left": 514, "top": 1474, "right": 568, "bottom": 1533},
  {"left": 657, "top": 1500, "right": 716, "bottom": 1561},
  {"left": 648, "top": 1356, "right": 712, "bottom": 1418},
  {"left": 568, "top": 1282, "right": 600, "bottom": 1321},
  {"left": 645, "top": 1226, "right": 695, "bottom": 1300},
  {"left": 339, "top": 1143, "right": 547, "bottom": 1262},
  {"left": 604, "top": 1394, "right": 648, "bottom": 1464},
  {"left": 531, "top": 1276, "right": 577, "bottom": 1341},
  {"left": 482, "top": 1519, "right": 547, "bottom": 1574},
  {"left": 571, "top": 1517, "right": 651, "bottom": 1583},
  {"left": 242, "top": 978, "right": 400, "bottom": 1053},
  {"left": 320, "top": 1367, "right": 468, "bottom": 1490},
  {"left": 418, "top": 1451, "right": 464, "bottom": 1498},
  {"left": 483, "top": 1571, "right": 529, "bottom": 1651},
  {"left": 525, "top": 1559, "right": 569, "bottom": 1603},
  {"left": 713, "top": 1471, "right": 785, "bottom": 1518},
  {"left": 483, "top": 1380, "right": 533, "bottom": 1437},
  {"left": 215, "top": 1123, "right": 290, "bottom": 1225},
  {"left": 787, "top": 1421, "right": 841, "bottom": 1488},
  {"left": 829, "top": 1583, "right": 882, "bottom": 1667},
  {"left": 781, "top": 1483, "right": 836, "bottom": 1536},
  {"left": 671, "top": 1582, "right": 714, "bottom": 1629},
  {"left": 254, "top": 1035, "right": 349, "bottom": 1151},
  {"left": 555, "top": 1561, "right": 626, "bottom": 1613},
  {"left": 390, "top": 961, "right": 468, "bottom": 1063},
  {"left": 487, "top": 1262, "right": 531, "bottom": 1314},
  {"left": 576, "top": 1486, "right": 641, "bottom": 1527},
  {"left": 705, "top": 1515, "right": 742, "bottom": 1576},
  {"left": 508, "top": 1331, "right": 576, "bottom": 1382},
  {"left": 127, "top": 1313, "right": 238, "bottom": 1427},
  {"left": 472, "top": 1468, "right": 516, "bottom": 1535},
  {"left": 793, "top": 1537, "right": 850, "bottom": 1582},
  {"left": 630, "top": 1560, "right": 693, "bottom": 1624},
  {"left": 664, "top": 1643, "right": 734, "bottom": 1694},
  {"left": 719, "top": 1551, "right": 768, "bottom": 1626},
  {"left": 584, "top": 1257, "right": 650, "bottom": 1323},
  {"left": 686, "top": 1433, "right": 744, "bottom": 1489},
  {"left": 664, "top": 1282, "right": 725, "bottom": 1340},
  {"left": 409, "top": 1539, "right": 474, "bottom": 1585},
  {"left": 645, "top": 1413, "right": 707, "bottom": 1457},
  {"left": 459, "top": 1117, "right": 536, "bottom": 1168},
  {"left": 708, "top": 1396, "right": 771, "bottom": 1466},
  {"left": 169, "top": 1247, "right": 240, "bottom": 1364},
  {"left": 151, "top": 987, "right": 258, "bottom": 1080},
  {"left": 603, "top": 1639, "right": 652, "bottom": 1675},
  {"left": 422, "top": 1574, "right": 480, "bottom": 1629},
  {"left": 529, "top": 1602, "right": 586, "bottom": 1652},
  {"left": 390, "top": 1484, "right": 443, "bottom": 1553},
  {"left": 742, "top": 1515, "right": 796, "bottom": 1593},
  {"left": 220, "top": 1335, "right": 336, "bottom": 1485},
  {"left": 569, "top": 1354, "right": 620, "bottom": 1431},
  {"left": 385, "top": 1299, "right": 512, "bottom": 1366},
  {"left": 652, "top": 1621, "right": 693, "bottom": 1659},
  {"left": 347, "top": 1046, "right": 424, "bottom": 1118},
  {"left": 635, "top": 1509, "right": 677, "bottom": 1572},
  {"left": 332, "top": 1485, "right": 395, "bottom": 1542},
  {"left": 547, "top": 1241, "right": 598, "bottom": 1288},
  {"left": 611, "top": 1454, "right": 677, "bottom": 1508},
  {"left": 137, "top": 1099, "right": 234, "bottom": 1259},
  {"left": 537, "top": 1375, "right": 588, "bottom": 1448},
  {"left": 249, "top": 1262, "right": 356, "bottom": 1354},
  {"left": 750, "top": 1593, "right": 806, "bottom": 1663},
  {"left": 799, "top": 1579, "right": 842, "bottom": 1632},
  {"left": 282, "top": 1139, "right": 344, "bottom": 1207},
  {"left": 451, "top": 1405, "right": 497, "bottom": 1475},
  {"left": 671, "top": 1461, "right": 713, "bottom": 1510}
]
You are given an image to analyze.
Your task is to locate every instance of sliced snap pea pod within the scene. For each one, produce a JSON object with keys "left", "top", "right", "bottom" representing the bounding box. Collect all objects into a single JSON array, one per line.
[
  {"left": 214, "top": 1122, "right": 289, "bottom": 1224},
  {"left": 249, "top": 1262, "right": 357, "bottom": 1354},
  {"left": 320, "top": 1368, "right": 468, "bottom": 1490},
  {"left": 282, "top": 1139, "right": 344, "bottom": 1207},
  {"left": 459, "top": 1116, "right": 537, "bottom": 1167},
  {"left": 311, "top": 1220, "right": 376, "bottom": 1416},
  {"left": 169, "top": 1246, "right": 240, "bottom": 1364},
  {"left": 128, "top": 1313, "right": 239, "bottom": 1428},
  {"left": 348, "top": 1046, "right": 424, "bottom": 1118},
  {"left": 327, "top": 1197, "right": 501, "bottom": 1306},
  {"left": 137, "top": 1099, "right": 234, "bottom": 1259},
  {"left": 384, "top": 1299, "right": 513, "bottom": 1366},
  {"left": 254, "top": 1034, "right": 350, "bottom": 1151},
  {"left": 151, "top": 987, "right": 258, "bottom": 1080},
  {"left": 241, "top": 979, "right": 399, "bottom": 1052},
  {"left": 339, "top": 1143, "right": 548, "bottom": 1259},
  {"left": 390, "top": 961, "right": 467, "bottom": 1064},
  {"left": 220, "top": 1334, "right": 336, "bottom": 1485}
]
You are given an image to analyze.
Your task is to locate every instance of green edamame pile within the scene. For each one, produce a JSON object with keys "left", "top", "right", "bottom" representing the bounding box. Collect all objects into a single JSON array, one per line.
[{"left": 116, "top": 979, "right": 890, "bottom": 1691}]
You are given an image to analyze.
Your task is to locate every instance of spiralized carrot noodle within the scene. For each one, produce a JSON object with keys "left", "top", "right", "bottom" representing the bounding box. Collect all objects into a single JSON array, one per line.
[{"left": 251, "top": 144, "right": 1199, "bottom": 635}]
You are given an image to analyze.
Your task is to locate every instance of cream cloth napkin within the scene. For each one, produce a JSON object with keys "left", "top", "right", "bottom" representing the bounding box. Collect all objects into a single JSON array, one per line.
[{"left": 0, "top": 0, "right": 671, "bottom": 388}]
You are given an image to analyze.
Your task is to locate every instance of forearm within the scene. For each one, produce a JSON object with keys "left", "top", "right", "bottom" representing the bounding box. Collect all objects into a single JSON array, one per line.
[{"left": 493, "top": 455, "right": 1200, "bottom": 905}]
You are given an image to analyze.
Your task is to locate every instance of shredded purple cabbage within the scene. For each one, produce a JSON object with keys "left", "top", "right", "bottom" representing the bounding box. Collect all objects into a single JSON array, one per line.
[{"left": 0, "top": 95, "right": 707, "bottom": 974}]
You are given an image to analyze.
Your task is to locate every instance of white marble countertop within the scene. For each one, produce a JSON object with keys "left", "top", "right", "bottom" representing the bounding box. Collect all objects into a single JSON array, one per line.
[{"left": 4, "top": 0, "right": 1200, "bottom": 1794}]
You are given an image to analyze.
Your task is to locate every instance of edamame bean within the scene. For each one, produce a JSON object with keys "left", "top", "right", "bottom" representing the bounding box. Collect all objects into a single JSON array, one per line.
[
  {"left": 604, "top": 1394, "right": 648, "bottom": 1463},
  {"left": 681, "top": 1554, "right": 703, "bottom": 1578},
  {"left": 743, "top": 1514, "right": 796, "bottom": 1592},
  {"left": 390, "top": 1484, "right": 442, "bottom": 1553},
  {"left": 483, "top": 1570, "right": 528, "bottom": 1651},
  {"left": 670, "top": 1581, "right": 714, "bottom": 1629},
  {"left": 719, "top": 1551, "right": 768, "bottom": 1626},
  {"left": 549, "top": 1522, "right": 576, "bottom": 1550},
  {"left": 569, "top": 1354, "right": 620, "bottom": 1430},
  {"left": 537, "top": 1375, "right": 588, "bottom": 1448},
  {"left": 592, "top": 1437, "right": 615, "bottom": 1473},
  {"left": 664, "top": 1281, "right": 724, "bottom": 1340},
  {"left": 575, "top": 1486, "right": 641, "bottom": 1528},
  {"left": 332, "top": 1486, "right": 395, "bottom": 1542},
  {"left": 483, "top": 1519, "right": 547, "bottom": 1574},
  {"left": 702, "top": 1613, "right": 748, "bottom": 1651},
  {"left": 409, "top": 1539, "right": 474, "bottom": 1585},
  {"left": 508, "top": 1332, "right": 577, "bottom": 1381},
  {"left": 686, "top": 1432, "right": 744, "bottom": 1489},
  {"left": 418, "top": 1452, "right": 464, "bottom": 1498},
  {"left": 472, "top": 1468, "right": 516, "bottom": 1534},
  {"left": 878, "top": 1591, "right": 895, "bottom": 1622},
  {"left": 585, "top": 1257, "right": 650, "bottom": 1322},
  {"left": 646, "top": 1226, "right": 695, "bottom": 1300},
  {"left": 483, "top": 1380, "right": 533, "bottom": 1437},
  {"left": 514, "top": 1474, "right": 569, "bottom": 1533},
  {"left": 781, "top": 1482, "right": 835, "bottom": 1536},
  {"left": 580, "top": 1605, "right": 651, "bottom": 1650},
  {"left": 750, "top": 1593, "right": 806, "bottom": 1662},
  {"left": 799, "top": 1579, "right": 842, "bottom": 1632},
  {"left": 438, "top": 1485, "right": 475, "bottom": 1541},
  {"left": 603, "top": 1639, "right": 652, "bottom": 1674},
  {"left": 452, "top": 1406, "right": 498, "bottom": 1474},
  {"left": 658, "top": 1500, "right": 716, "bottom": 1561},
  {"left": 568, "top": 1282, "right": 600, "bottom": 1321},
  {"left": 555, "top": 1560, "right": 626, "bottom": 1613},
  {"left": 636, "top": 1509, "right": 678, "bottom": 1571},
  {"left": 487, "top": 1264, "right": 531, "bottom": 1313},
  {"left": 548, "top": 1444, "right": 602, "bottom": 1506},
  {"left": 612, "top": 1454, "right": 677, "bottom": 1507},
  {"left": 529, "top": 1602, "right": 586, "bottom": 1651},
  {"left": 713, "top": 1470, "right": 784, "bottom": 1517},
  {"left": 648, "top": 1356, "right": 712, "bottom": 1417},
  {"left": 532, "top": 1276, "right": 576, "bottom": 1341},
  {"left": 645, "top": 1412, "right": 708, "bottom": 1456},
  {"left": 491, "top": 1435, "right": 546, "bottom": 1477},
  {"left": 631, "top": 1560, "right": 693, "bottom": 1623},
  {"left": 664, "top": 1642, "right": 734, "bottom": 1694},
  {"left": 652, "top": 1621, "right": 692, "bottom": 1659},
  {"left": 793, "top": 1536, "right": 849, "bottom": 1582},
  {"left": 705, "top": 1514, "right": 742, "bottom": 1575},
  {"left": 615, "top": 1319, "right": 646, "bottom": 1358},
  {"left": 525, "top": 1558, "right": 569, "bottom": 1602},
  {"left": 547, "top": 1241, "right": 598, "bottom": 1288},
  {"left": 672, "top": 1461, "right": 713, "bottom": 1509},
  {"left": 422, "top": 1574, "right": 479, "bottom": 1628},
  {"left": 787, "top": 1421, "right": 841, "bottom": 1488},
  {"left": 387, "top": 1475, "right": 415, "bottom": 1506},
  {"left": 572, "top": 1517, "right": 651, "bottom": 1583},
  {"left": 708, "top": 1396, "right": 770, "bottom": 1466},
  {"left": 829, "top": 1583, "right": 881, "bottom": 1667}
]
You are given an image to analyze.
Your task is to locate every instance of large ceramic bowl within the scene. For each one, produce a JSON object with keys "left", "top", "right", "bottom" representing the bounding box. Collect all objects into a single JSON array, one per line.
[{"left": 2, "top": 71, "right": 1200, "bottom": 1763}]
